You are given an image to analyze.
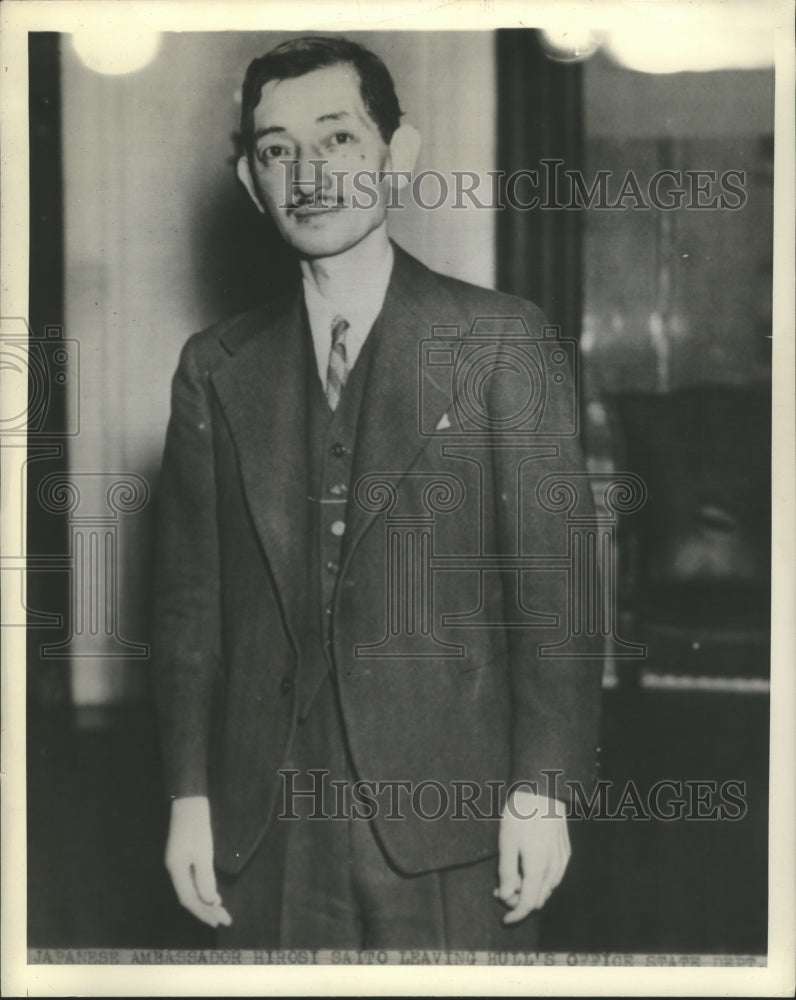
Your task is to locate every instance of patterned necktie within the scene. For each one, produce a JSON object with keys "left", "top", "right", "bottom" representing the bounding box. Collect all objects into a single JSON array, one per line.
[{"left": 326, "top": 314, "right": 350, "bottom": 411}]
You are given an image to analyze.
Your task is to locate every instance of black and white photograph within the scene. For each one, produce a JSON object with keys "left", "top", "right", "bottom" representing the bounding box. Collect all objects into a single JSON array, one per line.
[{"left": 1, "top": 0, "right": 793, "bottom": 995}]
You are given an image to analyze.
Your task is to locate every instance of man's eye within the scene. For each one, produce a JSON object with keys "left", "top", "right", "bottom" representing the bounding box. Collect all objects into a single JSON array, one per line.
[
  {"left": 329, "top": 131, "right": 355, "bottom": 147},
  {"left": 259, "top": 145, "right": 291, "bottom": 163}
]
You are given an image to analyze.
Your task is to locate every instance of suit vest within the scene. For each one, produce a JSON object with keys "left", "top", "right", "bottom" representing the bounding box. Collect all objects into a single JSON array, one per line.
[{"left": 297, "top": 309, "right": 378, "bottom": 718}]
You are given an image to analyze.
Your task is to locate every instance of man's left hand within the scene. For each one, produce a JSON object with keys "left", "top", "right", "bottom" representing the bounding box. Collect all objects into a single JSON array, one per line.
[{"left": 495, "top": 789, "right": 571, "bottom": 925}]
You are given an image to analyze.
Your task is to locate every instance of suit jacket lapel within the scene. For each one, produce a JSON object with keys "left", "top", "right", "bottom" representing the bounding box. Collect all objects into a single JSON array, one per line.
[
  {"left": 210, "top": 289, "right": 310, "bottom": 647},
  {"left": 345, "top": 244, "right": 454, "bottom": 561},
  {"left": 207, "top": 246, "right": 457, "bottom": 631}
]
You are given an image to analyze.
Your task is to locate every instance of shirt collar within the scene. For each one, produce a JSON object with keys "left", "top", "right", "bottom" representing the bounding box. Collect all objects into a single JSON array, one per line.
[{"left": 302, "top": 239, "right": 394, "bottom": 335}]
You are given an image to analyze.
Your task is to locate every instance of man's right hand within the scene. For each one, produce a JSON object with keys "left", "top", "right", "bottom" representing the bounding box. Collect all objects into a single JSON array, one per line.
[{"left": 164, "top": 795, "right": 232, "bottom": 928}]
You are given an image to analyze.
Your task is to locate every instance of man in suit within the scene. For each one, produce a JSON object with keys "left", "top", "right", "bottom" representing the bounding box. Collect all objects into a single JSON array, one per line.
[{"left": 154, "top": 35, "right": 601, "bottom": 951}]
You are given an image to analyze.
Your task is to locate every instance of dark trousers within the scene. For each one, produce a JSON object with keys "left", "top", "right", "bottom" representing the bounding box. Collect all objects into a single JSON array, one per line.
[{"left": 217, "top": 673, "right": 539, "bottom": 952}]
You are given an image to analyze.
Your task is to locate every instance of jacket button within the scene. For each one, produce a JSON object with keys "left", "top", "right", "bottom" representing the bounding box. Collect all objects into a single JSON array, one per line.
[
  {"left": 280, "top": 676, "right": 293, "bottom": 695},
  {"left": 331, "top": 443, "right": 346, "bottom": 457}
]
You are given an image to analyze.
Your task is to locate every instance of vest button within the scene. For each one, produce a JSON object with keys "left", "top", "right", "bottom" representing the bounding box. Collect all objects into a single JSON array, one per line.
[
  {"left": 280, "top": 676, "right": 293, "bottom": 695},
  {"left": 331, "top": 443, "right": 346, "bottom": 458},
  {"left": 326, "top": 560, "right": 340, "bottom": 574},
  {"left": 330, "top": 520, "right": 345, "bottom": 537}
]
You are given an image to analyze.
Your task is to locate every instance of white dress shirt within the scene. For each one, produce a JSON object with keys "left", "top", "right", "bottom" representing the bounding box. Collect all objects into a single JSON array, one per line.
[{"left": 302, "top": 241, "right": 394, "bottom": 390}]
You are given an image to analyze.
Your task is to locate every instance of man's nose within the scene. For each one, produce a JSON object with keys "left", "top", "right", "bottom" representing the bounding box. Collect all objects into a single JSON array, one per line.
[{"left": 292, "top": 157, "right": 326, "bottom": 199}]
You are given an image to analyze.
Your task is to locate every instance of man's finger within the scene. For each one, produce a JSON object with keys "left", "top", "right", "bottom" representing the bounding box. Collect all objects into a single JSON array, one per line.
[
  {"left": 558, "top": 816, "right": 572, "bottom": 859},
  {"left": 547, "top": 823, "right": 572, "bottom": 891},
  {"left": 502, "top": 847, "right": 547, "bottom": 924},
  {"left": 529, "top": 822, "right": 569, "bottom": 905},
  {"left": 554, "top": 838, "right": 572, "bottom": 888},
  {"left": 536, "top": 861, "right": 560, "bottom": 910},
  {"left": 496, "top": 843, "right": 522, "bottom": 903},
  {"left": 169, "top": 860, "right": 197, "bottom": 909},
  {"left": 193, "top": 857, "right": 221, "bottom": 906},
  {"left": 536, "top": 843, "right": 563, "bottom": 901},
  {"left": 183, "top": 895, "right": 224, "bottom": 928},
  {"left": 169, "top": 861, "right": 221, "bottom": 927},
  {"left": 508, "top": 830, "right": 570, "bottom": 923},
  {"left": 502, "top": 868, "right": 544, "bottom": 925}
]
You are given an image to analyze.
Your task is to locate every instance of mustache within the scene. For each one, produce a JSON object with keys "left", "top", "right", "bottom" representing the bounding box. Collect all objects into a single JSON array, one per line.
[{"left": 286, "top": 189, "right": 345, "bottom": 211}]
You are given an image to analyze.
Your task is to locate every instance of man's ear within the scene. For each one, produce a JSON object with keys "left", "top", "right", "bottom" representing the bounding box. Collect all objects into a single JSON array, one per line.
[
  {"left": 236, "top": 155, "right": 266, "bottom": 214},
  {"left": 386, "top": 123, "right": 421, "bottom": 189}
]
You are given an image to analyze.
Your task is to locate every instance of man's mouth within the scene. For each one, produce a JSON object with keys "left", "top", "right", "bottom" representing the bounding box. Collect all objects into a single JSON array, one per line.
[{"left": 288, "top": 202, "right": 345, "bottom": 218}]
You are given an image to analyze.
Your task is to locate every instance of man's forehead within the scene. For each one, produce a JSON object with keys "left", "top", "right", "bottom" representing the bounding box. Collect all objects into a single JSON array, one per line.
[{"left": 253, "top": 64, "right": 374, "bottom": 130}]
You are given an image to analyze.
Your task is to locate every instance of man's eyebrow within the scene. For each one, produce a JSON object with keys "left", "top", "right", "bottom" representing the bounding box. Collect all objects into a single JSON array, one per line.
[
  {"left": 253, "top": 111, "right": 357, "bottom": 142},
  {"left": 253, "top": 125, "right": 286, "bottom": 141},
  {"left": 316, "top": 110, "right": 352, "bottom": 124}
]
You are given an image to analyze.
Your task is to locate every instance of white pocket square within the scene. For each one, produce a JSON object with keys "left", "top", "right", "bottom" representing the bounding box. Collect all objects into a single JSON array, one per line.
[{"left": 436, "top": 412, "right": 451, "bottom": 431}]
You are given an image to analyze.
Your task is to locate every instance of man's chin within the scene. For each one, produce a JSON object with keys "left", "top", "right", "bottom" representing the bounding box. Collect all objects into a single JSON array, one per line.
[
  {"left": 290, "top": 236, "right": 364, "bottom": 259},
  {"left": 280, "top": 216, "right": 381, "bottom": 260}
]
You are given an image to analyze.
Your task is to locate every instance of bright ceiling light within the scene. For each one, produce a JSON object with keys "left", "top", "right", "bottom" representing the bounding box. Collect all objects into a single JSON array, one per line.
[
  {"left": 537, "top": 2, "right": 775, "bottom": 74},
  {"left": 539, "top": 26, "right": 603, "bottom": 64},
  {"left": 605, "top": 25, "right": 773, "bottom": 74},
  {"left": 71, "top": 18, "right": 161, "bottom": 76},
  {"left": 602, "top": 7, "right": 774, "bottom": 74}
]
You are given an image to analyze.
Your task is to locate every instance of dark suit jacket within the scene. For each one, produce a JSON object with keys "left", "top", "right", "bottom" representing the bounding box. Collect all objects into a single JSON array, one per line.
[{"left": 153, "top": 243, "right": 601, "bottom": 877}]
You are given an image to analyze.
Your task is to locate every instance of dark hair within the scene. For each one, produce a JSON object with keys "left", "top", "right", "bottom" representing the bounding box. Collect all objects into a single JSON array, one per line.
[{"left": 240, "top": 35, "right": 403, "bottom": 157}]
